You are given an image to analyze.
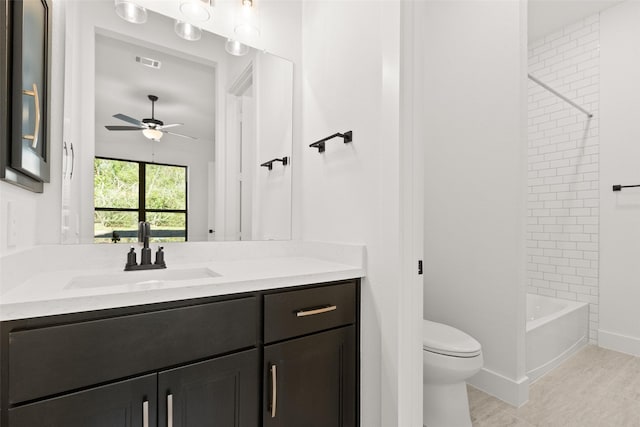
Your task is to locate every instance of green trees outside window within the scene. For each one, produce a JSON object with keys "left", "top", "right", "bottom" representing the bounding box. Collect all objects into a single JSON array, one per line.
[{"left": 94, "top": 158, "right": 187, "bottom": 243}]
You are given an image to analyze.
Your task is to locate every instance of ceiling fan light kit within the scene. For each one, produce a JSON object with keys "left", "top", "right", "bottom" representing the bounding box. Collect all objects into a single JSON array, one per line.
[
  {"left": 105, "top": 94, "right": 197, "bottom": 141},
  {"left": 142, "top": 128, "right": 163, "bottom": 141}
]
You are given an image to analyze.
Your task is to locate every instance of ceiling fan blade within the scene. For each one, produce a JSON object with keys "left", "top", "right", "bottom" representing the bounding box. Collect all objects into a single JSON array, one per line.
[
  {"left": 113, "top": 113, "right": 144, "bottom": 127},
  {"left": 158, "top": 123, "right": 183, "bottom": 129},
  {"left": 105, "top": 125, "right": 144, "bottom": 131},
  {"left": 162, "top": 130, "right": 198, "bottom": 140}
]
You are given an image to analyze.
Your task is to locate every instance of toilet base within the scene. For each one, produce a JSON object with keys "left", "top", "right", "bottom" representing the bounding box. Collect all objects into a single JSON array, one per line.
[{"left": 423, "top": 381, "right": 472, "bottom": 427}]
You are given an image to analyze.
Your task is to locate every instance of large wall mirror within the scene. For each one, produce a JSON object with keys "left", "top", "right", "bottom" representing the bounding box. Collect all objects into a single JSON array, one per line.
[{"left": 61, "top": 0, "right": 292, "bottom": 244}]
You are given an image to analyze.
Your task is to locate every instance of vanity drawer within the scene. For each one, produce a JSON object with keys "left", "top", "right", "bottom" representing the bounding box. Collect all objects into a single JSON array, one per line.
[
  {"left": 264, "top": 281, "right": 356, "bottom": 344},
  {"left": 8, "top": 297, "right": 257, "bottom": 404}
]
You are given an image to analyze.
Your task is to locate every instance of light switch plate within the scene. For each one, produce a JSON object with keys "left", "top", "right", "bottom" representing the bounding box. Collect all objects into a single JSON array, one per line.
[{"left": 6, "top": 200, "right": 17, "bottom": 247}]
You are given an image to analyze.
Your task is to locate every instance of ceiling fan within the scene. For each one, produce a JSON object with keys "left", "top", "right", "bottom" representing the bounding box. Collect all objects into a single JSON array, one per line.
[{"left": 104, "top": 94, "right": 197, "bottom": 141}]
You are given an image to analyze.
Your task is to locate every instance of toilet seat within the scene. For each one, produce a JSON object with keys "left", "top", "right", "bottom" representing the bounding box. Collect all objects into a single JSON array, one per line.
[{"left": 423, "top": 320, "right": 482, "bottom": 358}]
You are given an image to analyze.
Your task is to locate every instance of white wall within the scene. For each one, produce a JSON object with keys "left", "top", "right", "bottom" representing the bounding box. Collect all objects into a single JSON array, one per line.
[
  {"left": 527, "top": 15, "right": 600, "bottom": 343},
  {"left": 254, "top": 53, "right": 293, "bottom": 240},
  {"left": 301, "top": 1, "right": 416, "bottom": 425},
  {"left": 599, "top": 0, "right": 640, "bottom": 356},
  {"left": 419, "top": 1, "right": 528, "bottom": 406}
]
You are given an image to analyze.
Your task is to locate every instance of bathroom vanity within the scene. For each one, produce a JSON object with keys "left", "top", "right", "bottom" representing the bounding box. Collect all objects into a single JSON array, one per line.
[{"left": 0, "top": 242, "right": 364, "bottom": 427}]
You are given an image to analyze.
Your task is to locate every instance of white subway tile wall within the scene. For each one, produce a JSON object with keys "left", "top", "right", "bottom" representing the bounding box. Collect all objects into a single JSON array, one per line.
[{"left": 527, "top": 14, "right": 600, "bottom": 343}]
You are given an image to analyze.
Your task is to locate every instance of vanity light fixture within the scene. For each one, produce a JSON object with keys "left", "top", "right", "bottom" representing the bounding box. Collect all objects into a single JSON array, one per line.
[
  {"left": 225, "top": 38, "right": 249, "bottom": 56},
  {"left": 114, "top": 0, "right": 147, "bottom": 24},
  {"left": 235, "top": 0, "right": 259, "bottom": 37},
  {"left": 142, "top": 128, "right": 163, "bottom": 141},
  {"left": 174, "top": 20, "right": 202, "bottom": 41},
  {"left": 179, "top": 0, "right": 212, "bottom": 22}
]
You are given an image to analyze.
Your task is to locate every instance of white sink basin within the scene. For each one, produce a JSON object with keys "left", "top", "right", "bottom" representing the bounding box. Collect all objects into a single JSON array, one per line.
[{"left": 66, "top": 267, "right": 220, "bottom": 289}]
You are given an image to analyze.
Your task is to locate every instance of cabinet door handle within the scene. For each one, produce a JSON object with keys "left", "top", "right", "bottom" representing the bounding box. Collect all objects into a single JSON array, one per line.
[
  {"left": 22, "top": 83, "right": 41, "bottom": 149},
  {"left": 69, "top": 142, "right": 75, "bottom": 179},
  {"left": 296, "top": 305, "right": 337, "bottom": 317},
  {"left": 142, "top": 400, "right": 149, "bottom": 427},
  {"left": 167, "top": 393, "right": 174, "bottom": 427},
  {"left": 270, "top": 364, "right": 277, "bottom": 418}
]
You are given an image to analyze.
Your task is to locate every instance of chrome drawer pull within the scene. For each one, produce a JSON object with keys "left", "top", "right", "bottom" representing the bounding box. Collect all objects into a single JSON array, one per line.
[
  {"left": 270, "top": 364, "right": 277, "bottom": 418},
  {"left": 22, "top": 83, "right": 41, "bottom": 149},
  {"left": 296, "top": 305, "right": 337, "bottom": 317},
  {"left": 167, "top": 393, "right": 173, "bottom": 427},
  {"left": 143, "top": 400, "right": 149, "bottom": 427}
]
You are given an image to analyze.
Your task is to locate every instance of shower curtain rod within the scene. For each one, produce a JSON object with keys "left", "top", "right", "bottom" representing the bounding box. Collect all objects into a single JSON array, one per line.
[{"left": 528, "top": 74, "right": 593, "bottom": 118}]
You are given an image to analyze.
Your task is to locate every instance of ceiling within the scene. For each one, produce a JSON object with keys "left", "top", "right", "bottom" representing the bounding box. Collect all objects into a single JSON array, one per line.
[
  {"left": 528, "top": 0, "right": 625, "bottom": 42},
  {"left": 95, "top": 16, "right": 217, "bottom": 147}
]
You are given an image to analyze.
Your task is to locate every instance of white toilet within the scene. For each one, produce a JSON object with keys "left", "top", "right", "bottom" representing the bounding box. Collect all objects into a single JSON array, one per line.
[{"left": 422, "top": 319, "right": 483, "bottom": 427}]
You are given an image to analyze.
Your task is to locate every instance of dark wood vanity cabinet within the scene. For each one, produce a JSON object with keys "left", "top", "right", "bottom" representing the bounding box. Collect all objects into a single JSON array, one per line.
[
  {"left": 263, "top": 283, "right": 358, "bottom": 427},
  {"left": 263, "top": 327, "right": 356, "bottom": 427},
  {"left": 158, "top": 349, "right": 259, "bottom": 427},
  {"left": 0, "top": 279, "right": 360, "bottom": 427},
  {"left": 8, "top": 374, "right": 157, "bottom": 427},
  {"left": 7, "top": 352, "right": 261, "bottom": 427}
]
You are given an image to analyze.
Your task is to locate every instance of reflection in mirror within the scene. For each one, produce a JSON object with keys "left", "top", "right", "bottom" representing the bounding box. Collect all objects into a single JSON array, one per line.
[{"left": 60, "top": 0, "right": 293, "bottom": 244}]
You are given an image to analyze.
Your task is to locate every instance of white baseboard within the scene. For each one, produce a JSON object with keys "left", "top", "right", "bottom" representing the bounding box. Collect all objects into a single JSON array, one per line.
[
  {"left": 467, "top": 367, "right": 529, "bottom": 407},
  {"left": 598, "top": 329, "right": 640, "bottom": 356}
]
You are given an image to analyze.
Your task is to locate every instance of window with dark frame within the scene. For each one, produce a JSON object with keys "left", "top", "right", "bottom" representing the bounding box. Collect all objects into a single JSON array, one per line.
[{"left": 94, "top": 157, "right": 188, "bottom": 243}]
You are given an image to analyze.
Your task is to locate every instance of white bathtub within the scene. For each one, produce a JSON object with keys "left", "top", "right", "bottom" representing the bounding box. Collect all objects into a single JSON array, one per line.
[{"left": 526, "top": 293, "right": 588, "bottom": 382}]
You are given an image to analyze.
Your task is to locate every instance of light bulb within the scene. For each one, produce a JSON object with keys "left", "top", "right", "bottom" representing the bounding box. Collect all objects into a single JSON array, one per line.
[{"left": 234, "top": 0, "right": 259, "bottom": 37}]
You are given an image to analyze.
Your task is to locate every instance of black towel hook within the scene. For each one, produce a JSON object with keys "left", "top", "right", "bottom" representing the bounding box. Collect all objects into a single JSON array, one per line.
[
  {"left": 309, "top": 131, "right": 353, "bottom": 153},
  {"left": 261, "top": 157, "right": 288, "bottom": 170}
]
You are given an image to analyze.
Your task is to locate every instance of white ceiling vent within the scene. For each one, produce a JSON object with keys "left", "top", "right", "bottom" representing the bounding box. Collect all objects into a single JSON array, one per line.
[{"left": 136, "top": 56, "right": 161, "bottom": 69}]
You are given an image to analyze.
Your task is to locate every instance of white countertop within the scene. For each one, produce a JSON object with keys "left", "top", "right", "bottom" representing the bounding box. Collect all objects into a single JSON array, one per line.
[{"left": 0, "top": 241, "right": 365, "bottom": 321}]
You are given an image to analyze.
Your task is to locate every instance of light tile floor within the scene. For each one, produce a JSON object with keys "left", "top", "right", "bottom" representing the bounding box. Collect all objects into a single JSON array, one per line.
[{"left": 468, "top": 345, "right": 640, "bottom": 426}]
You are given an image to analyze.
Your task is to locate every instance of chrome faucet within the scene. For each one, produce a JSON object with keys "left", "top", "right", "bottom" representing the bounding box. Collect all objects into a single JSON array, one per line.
[{"left": 124, "top": 221, "right": 167, "bottom": 271}]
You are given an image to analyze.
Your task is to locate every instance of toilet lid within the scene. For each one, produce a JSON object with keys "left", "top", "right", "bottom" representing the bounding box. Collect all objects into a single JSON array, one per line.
[{"left": 422, "top": 320, "right": 482, "bottom": 358}]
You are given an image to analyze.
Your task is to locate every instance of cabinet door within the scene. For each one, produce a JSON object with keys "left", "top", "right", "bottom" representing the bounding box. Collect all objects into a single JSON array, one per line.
[
  {"left": 264, "top": 326, "right": 356, "bottom": 427},
  {"left": 7, "top": 374, "right": 156, "bottom": 427},
  {"left": 158, "top": 349, "right": 259, "bottom": 427},
  {"left": 7, "top": 0, "right": 51, "bottom": 187},
  {"left": 8, "top": 297, "right": 257, "bottom": 405}
]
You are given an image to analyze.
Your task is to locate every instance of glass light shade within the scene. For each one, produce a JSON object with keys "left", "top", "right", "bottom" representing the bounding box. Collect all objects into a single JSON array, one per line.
[
  {"left": 225, "top": 39, "right": 249, "bottom": 57},
  {"left": 234, "top": 2, "right": 259, "bottom": 37},
  {"left": 179, "top": 0, "right": 211, "bottom": 22},
  {"left": 142, "top": 128, "right": 163, "bottom": 141},
  {"left": 114, "top": 0, "right": 147, "bottom": 24},
  {"left": 174, "top": 20, "right": 202, "bottom": 41}
]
